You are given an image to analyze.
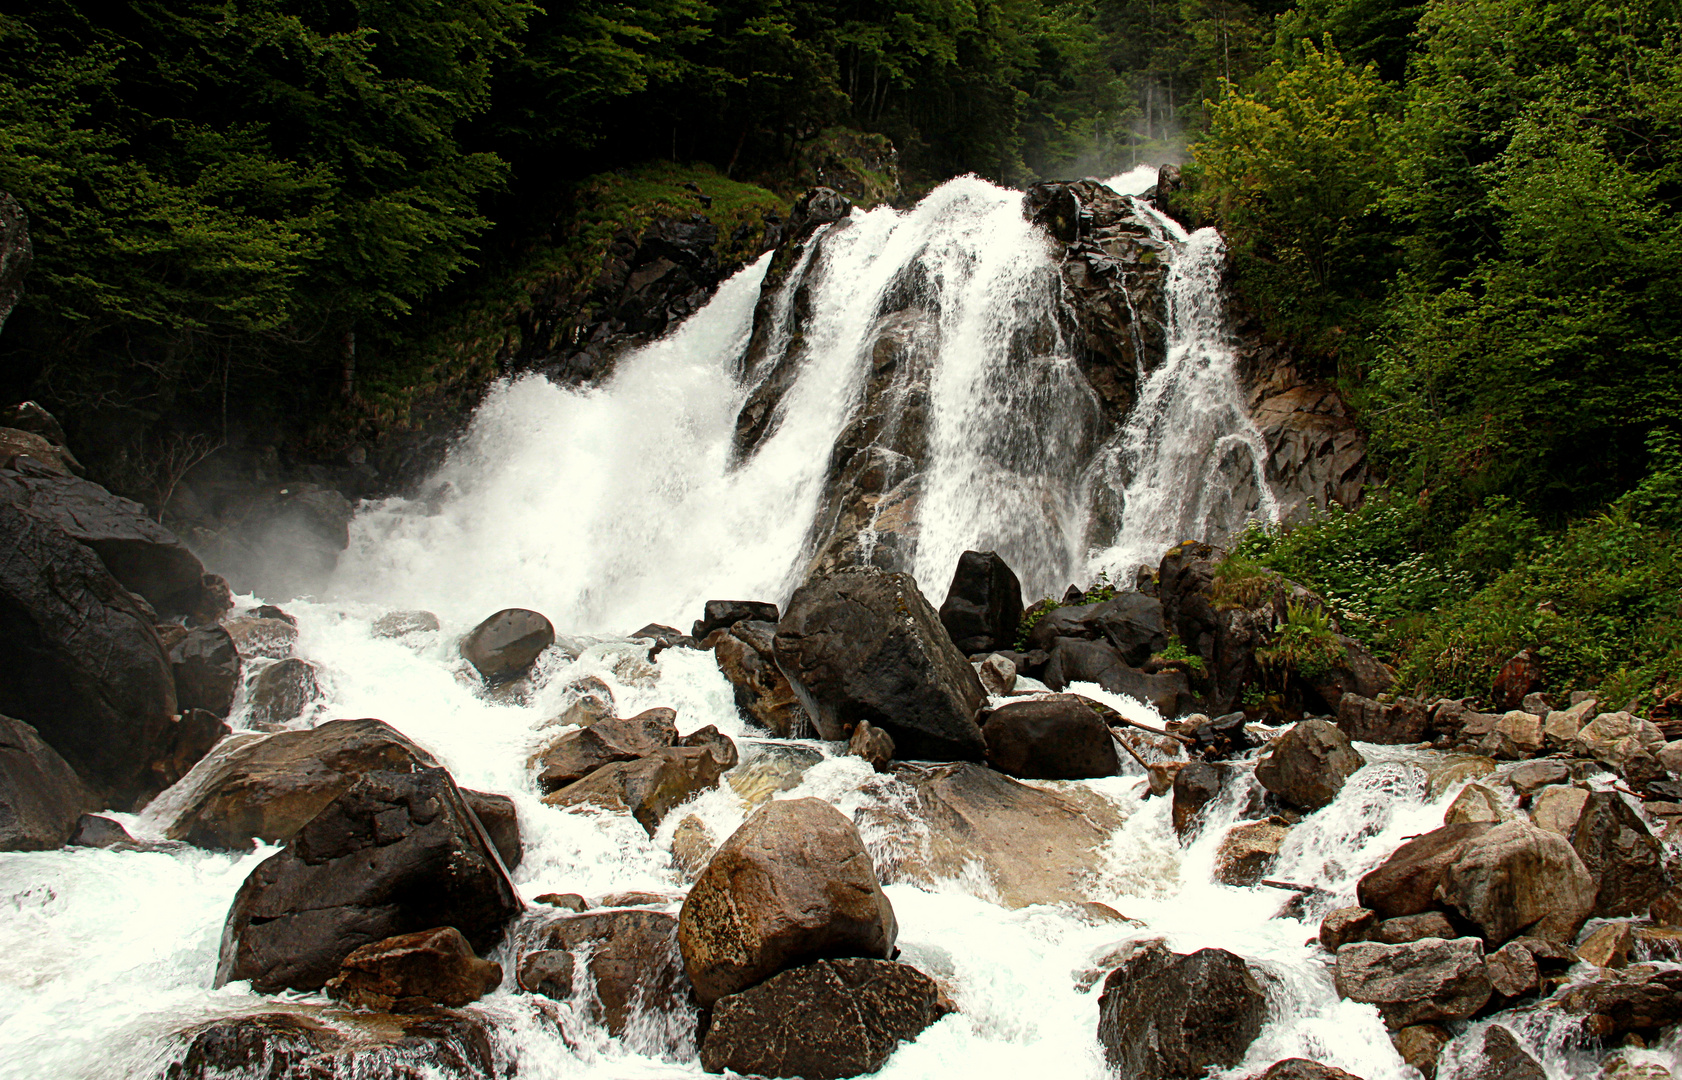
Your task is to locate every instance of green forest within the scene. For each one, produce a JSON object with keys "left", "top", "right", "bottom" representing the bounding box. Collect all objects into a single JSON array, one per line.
[{"left": 1, "top": 0, "right": 1680, "bottom": 708}]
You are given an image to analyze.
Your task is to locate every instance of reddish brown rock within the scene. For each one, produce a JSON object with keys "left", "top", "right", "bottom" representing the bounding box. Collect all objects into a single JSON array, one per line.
[{"left": 324, "top": 926, "right": 502, "bottom": 1011}]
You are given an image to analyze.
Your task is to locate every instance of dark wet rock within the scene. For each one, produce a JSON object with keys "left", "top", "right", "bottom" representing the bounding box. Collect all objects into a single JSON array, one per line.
[
  {"left": 163, "top": 1008, "right": 498, "bottom": 1080},
  {"left": 1492, "top": 649, "right": 1544, "bottom": 713},
  {"left": 774, "top": 567, "right": 986, "bottom": 761},
  {"left": 692, "top": 599, "right": 781, "bottom": 641},
  {"left": 1334, "top": 937, "right": 1491, "bottom": 1028},
  {"left": 1320, "top": 906, "right": 1377, "bottom": 951},
  {"left": 531, "top": 708, "right": 677, "bottom": 794},
  {"left": 534, "top": 892, "right": 588, "bottom": 912},
  {"left": 1173, "top": 761, "right": 1227, "bottom": 836},
  {"left": 1436, "top": 820, "right": 1595, "bottom": 945},
  {"left": 547, "top": 678, "right": 615, "bottom": 729},
  {"left": 890, "top": 761, "right": 1121, "bottom": 907},
  {"left": 978, "top": 653, "right": 1017, "bottom": 695},
  {"left": 324, "top": 926, "right": 502, "bottom": 1011},
  {"left": 0, "top": 497, "right": 178, "bottom": 809},
  {"left": 3, "top": 403, "right": 66, "bottom": 449},
  {"left": 1338, "top": 694, "right": 1430, "bottom": 745},
  {"left": 938, "top": 550, "right": 1024, "bottom": 655},
  {"left": 1024, "top": 594, "right": 1167, "bottom": 666},
  {"left": 713, "top": 620, "right": 808, "bottom": 736},
  {"left": 981, "top": 694, "right": 1118, "bottom": 780},
  {"left": 222, "top": 616, "right": 297, "bottom": 660},
  {"left": 216, "top": 767, "right": 522, "bottom": 993},
  {"left": 726, "top": 742, "right": 825, "bottom": 807},
  {"left": 1042, "top": 638, "right": 1189, "bottom": 715},
  {"left": 69, "top": 812, "right": 135, "bottom": 848},
  {"left": 516, "top": 948, "right": 575, "bottom": 998},
  {"left": 1569, "top": 790, "right": 1671, "bottom": 917},
  {"left": 1444, "top": 783, "right": 1509, "bottom": 825},
  {"left": 848, "top": 718, "right": 895, "bottom": 771},
  {"left": 153, "top": 709, "right": 232, "bottom": 802},
  {"left": 1393, "top": 1024, "right": 1451, "bottom": 1080},
  {"left": 1577, "top": 921, "right": 1633, "bottom": 968},
  {"left": 0, "top": 713, "right": 89, "bottom": 850},
  {"left": 459, "top": 608, "right": 554, "bottom": 683},
  {"left": 165, "top": 717, "right": 436, "bottom": 849},
  {"left": 372, "top": 610, "right": 440, "bottom": 638},
  {"left": 1451, "top": 1025, "right": 1545, "bottom": 1080},
  {"left": 1255, "top": 719, "right": 1366, "bottom": 811},
  {"left": 1369, "top": 911, "right": 1457, "bottom": 944},
  {"left": 0, "top": 459, "right": 222, "bottom": 619},
  {"left": 245, "top": 658, "right": 322, "bottom": 729},
  {"left": 0, "top": 426, "right": 81, "bottom": 476},
  {"left": 701, "top": 958, "right": 949, "bottom": 1079},
  {"left": 1097, "top": 941, "right": 1268, "bottom": 1080},
  {"left": 1504, "top": 760, "right": 1569, "bottom": 795},
  {"left": 1546, "top": 963, "right": 1682, "bottom": 1036},
  {"left": 678, "top": 797, "right": 897, "bottom": 1007},
  {"left": 1357, "top": 823, "right": 1498, "bottom": 919},
  {"left": 169, "top": 625, "right": 242, "bottom": 719},
  {"left": 460, "top": 789, "right": 521, "bottom": 872},
  {"left": 527, "top": 909, "right": 688, "bottom": 1034},
  {"left": 1253, "top": 1062, "right": 1364, "bottom": 1080},
  {"left": 542, "top": 727, "right": 736, "bottom": 835},
  {"left": 1191, "top": 711, "right": 1255, "bottom": 758}
]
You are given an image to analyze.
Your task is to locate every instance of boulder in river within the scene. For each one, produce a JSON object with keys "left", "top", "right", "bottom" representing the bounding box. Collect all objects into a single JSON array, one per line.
[
  {"left": 692, "top": 599, "right": 780, "bottom": 641},
  {"left": 166, "top": 717, "right": 436, "bottom": 849},
  {"left": 1215, "top": 820, "right": 1289, "bottom": 887},
  {"left": 700, "top": 958, "right": 950, "bottom": 1079},
  {"left": 1023, "top": 593, "right": 1167, "bottom": 666},
  {"left": 1042, "top": 638, "right": 1189, "bottom": 715},
  {"left": 542, "top": 726, "right": 737, "bottom": 834},
  {"left": 216, "top": 766, "right": 522, "bottom": 993},
  {"left": 1568, "top": 790, "right": 1670, "bottom": 918},
  {"left": 937, "top": 549, "right": 1024, "bottom": 655},
  {"left": 0, "top": 458, "right": 223, "bottom": 619},
  {"left": 1448, "top": 1024, "right": 1546, "bottom": 1080},
  {"left": 848, "top": 718, "right": 895, "bottom": 771},
  {"left": 1574, "top": 711, "right": 1666, "bottom": 769},
  {"left": 712, "top": 620, "right": 808, "bottom": 736},
  {"left": 773, "top": 567, "right": 987, "bottom": 760},
  {"left": 1435, "top": 819, "right": 1595, "bottom": 945},
  {"left": 245, "top": 657, "right": 322, "bottom": 730},
  {"left": 1254, "top": 718, "right": 1365, "bottom": 811},
  {"left": 981, "top": 694, "right": 1119, "bottom": 780},
  {"left": 678, "top": 797, "right": 897, "bottom": 1006},
  {"left": 222, "top": 615, "right": 298, "bottom": 660},
  {"left": 460, "top": 788, "right": 522, "bottom": 871},
  {"left": 165, "top": 1008, "right": 498, "bottom": 1080},
  {"left": 0, "top": 497, "right": 179, "bottom": 809},
  {"left": 1334, "top": 937, "right": 1491, "bottom": 1028},
  {"left": 1097, "top": 941, "right": 1268, "bottom": 1080},
  {"left": 459, "top": 608, "right": 555, "bottom": 683},
  {"left": 890, "top": 760, "right": 1122, "bottom": 907},
  {"left": 1357, "top": 822, "right": 1497, "bottom": 919},
  {"left": 524, "top": 909, "right": 687, "bottom": 1034},
  {"left": 371, "top": 609, "right": 440, "bottom": 638},
  {"left": 0, "top": 713, "right": 90, "bottom": 850},
  {"left": 1253, "top": 1062, "right": 1364, "bottom": 1080},
  {"left": 531, "top": 707, "right": 678, "bottom": 793},
  {"left": 168, "top": 625, "right": 242, "bottom": 718},
  {"left": 1337, "top": 693, "right": 1430, "bottom": 745},
  {"left": 323, "top": 926, "right": 502, "bottom": 1011}
]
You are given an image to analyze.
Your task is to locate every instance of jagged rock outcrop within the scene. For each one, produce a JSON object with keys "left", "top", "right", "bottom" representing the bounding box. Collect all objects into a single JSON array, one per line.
[{"left": 1097, "top": 941, "right": 1268, "bottom": 1080}]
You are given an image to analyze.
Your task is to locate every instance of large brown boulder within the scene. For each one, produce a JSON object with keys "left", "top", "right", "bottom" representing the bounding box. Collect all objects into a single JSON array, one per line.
[
  {"left": 460, "top": 789, "right": 522, "bottom": 872},
  {"left": 1255, "top": 719, "right": 1366, "bottom": 811},
  {"left": 215, "top": 767, "right": 522, "bottom": 993},
  {"left": 524, "top": 909, "right": 688, "bottom": 1035},
  {"left": 324, "top": 926, "right": 502, "bottom": 1011},
  {"left": 164, "top": 717, "right": 437, "bottom": 849},
  {"left": 531, "top": 708, "right": 677, "bottom": 793},
  {"left": 1337, "top": 694, "right": 1429, "bottom": 744},
  {"left": 981, "top": 694, "right": 1119, "bottom": 780},
  {"left": 0, "top": 459, "right": 222, "bottom": 618},
  {"left": 692, "top": 599, "right": 780, "bottom": 641},
  {"left": 1173, "top": 761, "right": 1227, "bottom": 836},
  {"left": 1569, "top": 790, "right": 1670, "bottom": 918},
  {"left": 169, "top": 625, "right": 242, "bottom": 719},
  {"left": 0, "top": 713, "right": 90, "bottom": 850},
  {"left": 700, "top": 958, "right": 949, "bottom": 1079},
  {"left": 1023, "top": 593, "right": 1167, "bottom": 666},
  {"left": 459, "top": 608, "right": 554, "bottom": 683},
  {"left": 938, "top": 549, "right": 1024, "bottom": 655},
  {"left": 1042, "top": 638, "right": 1190, "bottom": 715},
  {"left": 1252, "top": 1063, "right": 1364, "bottom": 1080},
  {"left": 677, "top": 797, "right": 897, "bottom": 1006},
  {"left": 712, "top": 620, "right": 808, "bottom": 736},
  {"left": 1450, "top": 1025, "right": 1546, "bottom": 1080},
  {"left": 773, "top": 567, "right": 987, "bottom": 761},
  {"left": 1097, "top": 941, "right": 1268, "bottom": 1080},
  {"left": 1546, "top": 963, "right": 1682, "bottom": 1036},
  {"left": 1435, "top": 820, "right": 1595, "bottom": 945},
  {"left": 0, "top": 497, "right": 179, "bottom": 809},
  {"left": 165, "top": 1009, "right": 498, "bottom": 1080},
  {"left": 1334, "top": 937, "right": 1491, "bottom": 1028},
  {"left": 245, "top": 657, "right": 322, "bottom": 730},
  {"left": 542, "top": 726, "right": 737, "bottom": 835},
  {"left": 891, "top": 761, "right": 1122, "bottom": 906},
  {"left": 1357, "top": 823, "right": 1497, "bottom": 919}
]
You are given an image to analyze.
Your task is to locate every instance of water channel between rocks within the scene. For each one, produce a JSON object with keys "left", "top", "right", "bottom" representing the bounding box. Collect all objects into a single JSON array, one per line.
[{"left": 0, "top": 171, "right": 1661, "bottom": 1080}]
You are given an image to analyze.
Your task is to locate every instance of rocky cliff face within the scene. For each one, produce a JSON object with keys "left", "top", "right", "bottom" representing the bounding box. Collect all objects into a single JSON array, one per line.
[{"left": 1237, "top": 340, "right": 1369, "bottom": 524}]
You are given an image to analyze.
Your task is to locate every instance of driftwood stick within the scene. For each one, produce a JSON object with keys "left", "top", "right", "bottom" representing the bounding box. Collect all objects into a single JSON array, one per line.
[
  {"left": 1110, "top": 729, "right": 1153, "bottom": 771},
  {"left": 1260, "top": 879, "right": 1326, "bottom": 894},
  {"left": 1076, "top": 694, "right": 1196, "bottom": 746}
]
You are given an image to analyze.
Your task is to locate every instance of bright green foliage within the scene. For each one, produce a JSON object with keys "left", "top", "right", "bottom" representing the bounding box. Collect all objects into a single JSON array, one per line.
[
  {"left": 1189, "top": 41, "right": 1398, "bottom": 354},
  {"left": 1273, "top": 0, "right": 1422, "bottom": 80},
  {"left": 1152, "top": 637, "right": 1207, "bottom": 675},
  {"left": 1257, "top": 600, "right": 1344, "bottom": 682},
  {"left": 1209, "top": 551, "right": 1277, "bottom": 609}
]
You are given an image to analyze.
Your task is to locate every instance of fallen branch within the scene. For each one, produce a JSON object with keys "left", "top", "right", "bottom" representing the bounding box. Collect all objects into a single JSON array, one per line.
[
  {"left": 1076, "top": 694, "right": 1196, "bottom": 746},
  {"left": 1260, "top": 879, "right": 1327, "bottom": 895}
]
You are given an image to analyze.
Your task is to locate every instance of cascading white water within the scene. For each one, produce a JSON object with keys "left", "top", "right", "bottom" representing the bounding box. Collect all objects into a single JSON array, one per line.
[
  {"left": 12, "top": 171, "right": 1647, "bottom": 1080},
  {"left": 1087, "top": 173, "right": 1279, "bottom": 578}
]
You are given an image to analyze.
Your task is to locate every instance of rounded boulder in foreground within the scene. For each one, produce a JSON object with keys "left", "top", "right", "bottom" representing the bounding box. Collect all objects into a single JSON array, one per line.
[
  {"left": 677, "top": 797, "right": 897, "bottom": 1006},
  {"left": 460, "top": 608, "right": 555, "bottom": 683}
]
